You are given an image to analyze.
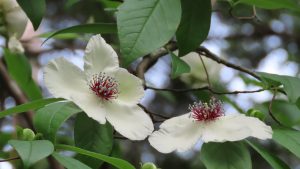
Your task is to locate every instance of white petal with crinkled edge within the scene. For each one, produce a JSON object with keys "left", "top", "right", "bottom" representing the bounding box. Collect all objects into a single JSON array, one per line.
[
  {"left": 44, "top": 57, "right": 88, "bottom": 100},
  {"left": 84, "top": 34, "right": 119, "bottom": 77},
  {"left": 114, "top": 68, "right": 144, "bottom": 105},
  {"left": 149, "top": 114, "right": 203, "bottom": 153},
  {"left": 201, "top": 114, "right": 273, "bottom": 143},
  {"left": 71, "top": 93, "right": 106, "bottom": 124},
  {"left": 105, "top": 102, "right": 153, "bottom": 140}
]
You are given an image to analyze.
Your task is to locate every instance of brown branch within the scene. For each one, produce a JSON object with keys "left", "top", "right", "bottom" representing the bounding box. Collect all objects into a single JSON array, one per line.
[
  {"left": 138, "top": 104, "right": 170, "bottom": 119},
  {"left": 145, "top": 86, "right": 265, "bottom": 95},
  {"left": 136, "top": 41, "right": 177, "bottom": 82},
  {"left": 196, "top": 46, "right": 261, "bottom": 80},
  {"left": 268, "top": 90, "right": 282, "bottom": 126},
  {"left": 0, "top": 60, "right": 34, "bottom": 129},
  {"left": 0, "top": 156, "right": 20, "bottom": 162}
]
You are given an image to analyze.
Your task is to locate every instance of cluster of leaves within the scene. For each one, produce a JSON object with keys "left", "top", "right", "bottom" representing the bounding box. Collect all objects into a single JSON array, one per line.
[{"left": 0, "top": 0, "right": 300, "bottom": 169}]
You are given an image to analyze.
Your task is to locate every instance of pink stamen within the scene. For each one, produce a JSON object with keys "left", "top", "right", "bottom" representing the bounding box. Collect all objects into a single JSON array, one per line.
[
  {"left": 189, "top": 98, "right": 224, "bottom": 121},
  {"left": 89, "top": 73, "right": 119, "bottom": 101}
]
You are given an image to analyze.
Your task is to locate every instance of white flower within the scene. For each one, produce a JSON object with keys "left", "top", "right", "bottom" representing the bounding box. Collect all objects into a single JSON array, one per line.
[
  {"left": 44, "top": 34, "right": 154, "bottom": 140},
  {"left": 148, "top": 98, "right": 272, "bottom": 153},
  {"left": 0, "top": 0, "right": 28, "bottom": 38}
]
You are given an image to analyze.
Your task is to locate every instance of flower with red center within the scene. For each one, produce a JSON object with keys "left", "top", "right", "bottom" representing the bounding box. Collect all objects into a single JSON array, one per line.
[
  {"left": 149, "top": 98, "right": 272, "bottom": 153},
  {"left": 44, "top": 34, "right": 154, "bottom": 140}
]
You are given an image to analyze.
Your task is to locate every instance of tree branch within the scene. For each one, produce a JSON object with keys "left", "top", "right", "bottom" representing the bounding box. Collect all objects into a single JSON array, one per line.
[
  {"left": 0, "top": 156, "right": 20, "bottom": 162},
  {"left": 196, "top": 46, "right": 261, "bottom": 80}
]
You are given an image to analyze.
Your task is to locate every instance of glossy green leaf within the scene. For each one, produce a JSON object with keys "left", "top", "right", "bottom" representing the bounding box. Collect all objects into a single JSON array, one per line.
[
  {"left": 170, "top": 52, "right": 191, "bottom": 79},
  {"left": 258, "top": 72, "right": 300, "bottom": 103},
  {"left": 52, "top": 152, "right": 92, "bottom": 169},
  {"left": 43, "top": 23, "right": 117, "bottom": 43},
  {"left": 176, "top": 0, "right": 211, "bottom": 56},
  {"left": 4, "top": 49, "right": 42, "bottom": 100},
  {"left": 246, "top": 140, "right": 290, "bottom": 169},
  {"left": 236, "top": 0, "right": 300, "bottom": 11},
  {"left": 56, "top": 144, "right": 136, "bottom": 169},
  {"left": 200, "top": 142, "right": 251, "bottom": 169},
  {"left": 273, "top": 128, "right": 300, "bottom": 159},
  {"left": 0, "top": 98, "right": 63, "bottom": 119},
  {"left": 33, "top": 101, "right": 82, "bottom": 142},
  {"left": 117, "top": 0, "right": 181, "bottom": 66},
  {"left": 74, "top": 113, "right": 114, "bottom": 168},
  {"left": 9, "top": 140, "right": 54, "bottom": 168},
  {"left": 17, "top": 0, "right": 46, "bottom": 30}
]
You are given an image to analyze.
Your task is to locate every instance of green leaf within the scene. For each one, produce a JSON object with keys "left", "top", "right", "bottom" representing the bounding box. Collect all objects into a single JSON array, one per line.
[
  {"left": 200, "top": 142, "right": 251, "bottom": 169},
  {"left": 8, "top": 140, "right": 54, "bottom": 168},
  {"left": 43, "top": 23, "right": 117, "bottom": 43},
  {"left": 4, "top": 49, "right": 42, "bottom": 100},
  {"left": 117, "top": 0, "right": 181, "bottom": 66},
  {"left": 273, "top": 128, "right": 300, "bottom": 159},
  {"left": 56, "top": 144, "right": 136, "bottom": 169},
  {"left": 0, "top": 98, "right": 63, "bottom": 119},
  {"left": 258, "top": 72, "right": 300, "bottom": 103},
  {"left": 17, "top": 0, "right": 46, "bottom": 30},
  {"left": 176, "top": 0, "right": 211, "bottom": 56},
  {"left": 33, "top": 101, "right": 81, "bottom": 142},
  {"left": 270, "top": 100, "right": 300, "bottom": 127},
  {"left": 246, "top": 140, "right": 290, "bottom": 169},
  {"left": 236, "top": 0, "right": 300, "bottom": 11},
  {"left": 52, "top": 152, "right": 92, "bottom": 169},
  {"left": 170, "top": 52, "right": 191, "bottom": 79},
  {"left": 74, "top": 113, "right": 114, "bottom": 168}
]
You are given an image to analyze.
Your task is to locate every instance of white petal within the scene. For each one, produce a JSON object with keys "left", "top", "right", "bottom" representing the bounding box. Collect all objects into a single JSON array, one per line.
[
  {"left": 105, "top": 102, "right": 153, "bottom": 140},
  {"left": 201, "top": 114, "right": 273, "bottom": 143},
  {"left": 71, "top": 93, "right": 106, "bottom": 124},
  {"left": 84, "top": 34, "right": 119, "bottom": 76},
  {"left": 149, "top": 114, "right": 203, "bottom": 153},
  {"left": 44, "top": 57, "right": 88, "bottom": 100},
  {"left": 114, "top": 68, "right": 144, "bottom": 105}
]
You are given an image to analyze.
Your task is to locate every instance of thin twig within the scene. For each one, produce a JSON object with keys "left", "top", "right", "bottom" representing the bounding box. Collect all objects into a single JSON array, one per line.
[
  {"left": 229, "top": 6, "right": 258, "bottom": 20},
  {"left": 146, "top": 86, "right": 265, "bottom": 95},
  {"left": 268, "top": 89, "right": 282, "bottom": 126},
  {"left": 0, "top": 156, "right": 20, "bottom": 162},
  {"left": 199, "top": 55, "right": 212, "bottom": 88},
  {"left": 196, "top": 46, "right": 261, "bottom": 80}
]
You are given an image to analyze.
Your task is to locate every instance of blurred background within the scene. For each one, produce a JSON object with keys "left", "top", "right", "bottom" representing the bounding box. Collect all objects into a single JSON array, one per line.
[{"left": 0, "top": 0, "right": 300, "bottom": 168}]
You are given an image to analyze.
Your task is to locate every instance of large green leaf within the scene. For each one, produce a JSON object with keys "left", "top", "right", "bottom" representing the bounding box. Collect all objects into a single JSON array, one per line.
[
  {"left": 273, "top": 128, "right": 300, "bottom": 159},
  {"left": 9, "top": 140, "right": 54, "bottom": 168},
  {"left": 0, "top": 98, "right": 63, "bottom": 119},
  {"left": 52, "top": 152, "right": 92, "bottom": 169},
  {"left": 4, "top": 49, "right": 42, "bottom": 100},
  {"left": 170, "top": 52, "right": 191, "bottom": 79},
  {"left": 246, "top": 140, "right": 290, "bottom": 169},
  {"left": 270, "top": 100, "right": 300, "bottom": 127},
  {"left": 258, "top": 72, "right": 300, "bottom": 103},
  {"left": 43, "top": 23, "right": 117, "bottom": 43},
  {"left": 74, "top": 113, "right": 114, "bottom": 168},
  {"left": 117, "top": 0, "right": 181, "bottom": 66},
  {"left": 17, "top": 0, "right": 46, "bottom": 30},
  {"left": 33, "top": 101, "right": 82, "bottom": 142},
  {"left": 200, "top": 142, "right": 251, "bottom": 169},
  {"left": 56, "top": 144, "right": 136, "bottom": 169},
  {"left": 176, "top": 0, "right": 211, "bottom": 56},
  {"left": 236, "top": 0, "right": 300, "bottom": 11}
]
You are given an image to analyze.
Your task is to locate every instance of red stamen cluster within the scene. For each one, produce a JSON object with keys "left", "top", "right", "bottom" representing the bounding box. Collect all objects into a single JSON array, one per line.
[
  {"left": 189, "top": 98, "right": 224, "bottom": 121},
  {"left": 89, "top": 73, "right": 119, "bottom": 101}
]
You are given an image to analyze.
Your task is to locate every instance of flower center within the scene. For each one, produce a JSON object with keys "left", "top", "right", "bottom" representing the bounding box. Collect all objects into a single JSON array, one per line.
[
  {"left": 89, "top": 73, "right": 119, "bottom": 101},
  {"left": 189, "top": 98, "right": 224, "bottom": 121}
]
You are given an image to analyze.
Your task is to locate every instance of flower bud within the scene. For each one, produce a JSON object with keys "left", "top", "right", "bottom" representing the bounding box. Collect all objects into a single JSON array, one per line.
[
  {"left": 141, "top": 163, "right": 158, "bottom": 169},
  {"left": 246, "top": 109, "right": 266, "bottom": 121},
  {"left": 22, "top": 128, "right": 36, "bottom": 141}
]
